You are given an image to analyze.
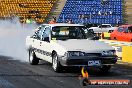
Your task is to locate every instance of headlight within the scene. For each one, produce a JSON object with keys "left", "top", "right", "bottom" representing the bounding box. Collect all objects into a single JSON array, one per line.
[
  {"left": 101, "top": 50, "right": 116, "bottom": 56},
  {"left": 68, "top": 51, "right": 85, "bottom": 57}
]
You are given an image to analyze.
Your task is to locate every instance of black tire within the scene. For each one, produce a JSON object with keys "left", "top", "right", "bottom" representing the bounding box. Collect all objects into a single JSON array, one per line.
[
  {"left": 114, "top": 37, "right": 116, "bottom": 40},
  {"left": 52, "top": 53, "right": 62, "bottom": 72},
  {"left": 108, "top": 30, "right": 113, "bottom": 33},
  {"left": 99, "top": 65, "right": 111, "bottom": 73},
  {"left": 29, "top": 50, "right": 39, "bottom": 65}
]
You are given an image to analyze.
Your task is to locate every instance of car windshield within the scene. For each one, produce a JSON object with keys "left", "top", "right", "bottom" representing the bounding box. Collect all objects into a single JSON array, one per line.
[{"left": 51, "top": 26, "right": 87, "bottom": 40}]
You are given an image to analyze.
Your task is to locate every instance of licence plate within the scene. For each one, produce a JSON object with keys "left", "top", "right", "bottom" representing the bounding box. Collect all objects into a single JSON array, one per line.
[{"left": 88, "top": 60, "right": 101, "bottom": 66}]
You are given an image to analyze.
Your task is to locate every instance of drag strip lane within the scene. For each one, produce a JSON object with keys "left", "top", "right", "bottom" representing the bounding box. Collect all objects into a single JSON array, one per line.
[{"left": 0, "top": 56, "right": 131, "bottom": 88}]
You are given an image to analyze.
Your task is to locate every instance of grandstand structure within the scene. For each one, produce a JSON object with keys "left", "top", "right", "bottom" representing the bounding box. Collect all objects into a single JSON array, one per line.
[
  {"left": 0, "top": 0, "right": 57, "bottom": 23},
  {"left": 58, "top": 0, "right": 123, "bottom": 25},
  {"left": 0, "top": 0, "right": 123, "bottom": 25}
]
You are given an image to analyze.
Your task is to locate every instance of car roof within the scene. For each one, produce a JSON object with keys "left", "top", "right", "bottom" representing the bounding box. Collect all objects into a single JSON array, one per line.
[
  {"left": 42, "top": 23, "right": 84, "bottom": 27},
  {"left": 120, "top": 24, "right": 132, "bottom": 27}
]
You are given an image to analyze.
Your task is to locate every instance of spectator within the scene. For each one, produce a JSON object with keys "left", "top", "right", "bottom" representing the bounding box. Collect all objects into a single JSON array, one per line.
[
  {"left": 67, "top": 19, "right": 73, "bottom": 24},
  {"left": 98, "top": 11, "right": 102, "bottom": 15},
  {"left": 26, "top": 19, "right": 30, "bottom": 24},
  {"left": 101, "top": 0, "right": 109, "bottom": 5},
  {"left": 35, "top": 9, "right": 39, "bottom": 14},
  {"left": 19, "top": 3, "right": 28, "bottom": 8},
  {"left": 48, "top": 17, "right": 56, "bottom": 24},
  {"left": 109, "top": 11, "right": 113, "bottom": 15},
  {"left": 26, "top": 16, "right": 33, "bottom": 24},
  {"left": 79, "top": 14, "right": 85, "bottom": 24}
]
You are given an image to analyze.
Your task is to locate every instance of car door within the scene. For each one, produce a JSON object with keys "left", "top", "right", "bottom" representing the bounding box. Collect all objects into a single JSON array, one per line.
[
  {"left": 129, "top": 32, "right": 132, "bottom": 42},
  {"left": 30, "top": 26, "right": 44, "bottom": 59},
  {"left": 121, "top": 27, "right": 129, "bottom": 41},
  {"left": 101, "top": 25, "right": 106, "bottom": 32},
  {"left": 98, "top": 25, "right": 104, "bottom": 33},
  {"left": 98, "top": 25, "right": 103, "bottom": 33},
  {"left": 39, "top": 26, "right": 53, "bottom": 63},
  {"left": 115, "top": 27, "right": 124, "bottom": 41},
  {"left": 101, "top": 25, "right": 110, "bottom": 32}
]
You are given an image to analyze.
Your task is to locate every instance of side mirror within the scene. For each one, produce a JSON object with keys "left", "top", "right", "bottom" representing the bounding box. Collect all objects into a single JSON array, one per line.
[{"left": 43, "top": 37, "right": 50, "bottom": 42}]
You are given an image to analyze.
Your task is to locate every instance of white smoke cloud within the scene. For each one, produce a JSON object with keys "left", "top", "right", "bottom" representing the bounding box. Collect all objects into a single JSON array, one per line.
[{"left": 0, "top": 18, "right": 38, "bottom": 62}]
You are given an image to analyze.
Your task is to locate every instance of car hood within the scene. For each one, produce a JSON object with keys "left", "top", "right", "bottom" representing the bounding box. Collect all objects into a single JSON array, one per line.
[{"left": 57, "top": 39, "right": 114, "bottom": 53}]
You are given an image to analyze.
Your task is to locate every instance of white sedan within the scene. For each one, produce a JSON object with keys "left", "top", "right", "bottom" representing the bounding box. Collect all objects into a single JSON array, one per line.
[{"left": 26, "top": 23, "right": 117, "bottom": 72}]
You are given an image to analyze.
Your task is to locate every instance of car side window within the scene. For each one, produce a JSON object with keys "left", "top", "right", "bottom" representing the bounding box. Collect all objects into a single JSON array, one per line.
[
  {"left": 128, "top": 27, "right": 132, "bottom": 33},
  {"left": 42, "top": 26, "right": 51, "bottom": 40},
  {"left": 117, "top": 27, "right": 124, "bottom": 32},
  {"left": 124, "top": 28, "right": 128, "bottom": 33},
  {"left": 38, "top": 26, "right": 45, "bottom": 40},
  {"left": 32, "top": 26, "right": 45, "bottom": 40}
]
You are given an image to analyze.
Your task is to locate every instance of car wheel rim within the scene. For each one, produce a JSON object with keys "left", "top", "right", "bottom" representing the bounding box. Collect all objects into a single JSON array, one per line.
[
  {"left": 29, "top": 52, "right": 33, "bottom": 62},
  {"left": 53, "top": 56, "right": 57, "bottom": 70}
]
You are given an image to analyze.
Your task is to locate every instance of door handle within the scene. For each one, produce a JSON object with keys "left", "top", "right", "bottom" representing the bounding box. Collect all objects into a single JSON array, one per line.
[{"left": 33, "top": 40, "right": 34, "bottom": 42}]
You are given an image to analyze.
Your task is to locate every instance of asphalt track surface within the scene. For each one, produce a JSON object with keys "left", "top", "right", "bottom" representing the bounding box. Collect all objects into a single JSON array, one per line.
[{"left": 0, "top": 56, "right": 131, "bottom": 88}]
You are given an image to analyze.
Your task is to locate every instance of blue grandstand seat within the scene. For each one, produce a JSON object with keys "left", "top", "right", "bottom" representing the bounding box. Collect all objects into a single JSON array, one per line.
[{"left": 58, "top": 0, "right": 122, "bottom": 24}]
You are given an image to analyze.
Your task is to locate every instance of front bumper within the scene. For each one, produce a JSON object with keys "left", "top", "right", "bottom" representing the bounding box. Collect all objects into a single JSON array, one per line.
[{"left": 59, "top": 55, "right": 117, "bottom": 67}]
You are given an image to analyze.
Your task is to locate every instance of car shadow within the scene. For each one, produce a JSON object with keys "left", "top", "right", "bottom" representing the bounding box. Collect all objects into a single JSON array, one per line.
[{"left": 38, "top": 60, "right": 122, "bottom": 77}]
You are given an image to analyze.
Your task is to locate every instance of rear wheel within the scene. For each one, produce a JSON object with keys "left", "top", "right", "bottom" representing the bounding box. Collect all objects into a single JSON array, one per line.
[
  {"left": 108, "top": 30, "right": 113, "bottom": 33},
  {"left": 29, "top": 50, "right": 39, "bottom": 65},
  {"left": 114, "top": 37, "right": 117, "bottom": 40},
  {"left": 52, "top": 53, "right": 62, "bottom": 72}
]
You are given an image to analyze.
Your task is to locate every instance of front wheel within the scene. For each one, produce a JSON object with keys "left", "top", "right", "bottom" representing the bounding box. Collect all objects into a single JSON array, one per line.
[
  {"left": 52, "top": 53, "right": 62, "bottom": 72},
  {"left": 29, "top": 50, "right": 39, "bottom": 65}
]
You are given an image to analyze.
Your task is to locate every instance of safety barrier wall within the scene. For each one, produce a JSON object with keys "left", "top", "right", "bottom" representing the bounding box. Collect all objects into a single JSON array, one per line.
[{"left": 122, "top": 46, "right": 132, "bottom": 63}]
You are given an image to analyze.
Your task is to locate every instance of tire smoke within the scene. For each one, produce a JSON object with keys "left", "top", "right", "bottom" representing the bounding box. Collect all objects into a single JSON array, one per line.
[{"left": 0, "top": 18, "right": 38, "bottom": 62}]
